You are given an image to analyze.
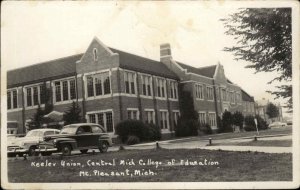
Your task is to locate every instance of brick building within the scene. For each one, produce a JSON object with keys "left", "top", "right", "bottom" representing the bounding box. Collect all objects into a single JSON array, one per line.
[{"left": 7, "top": 37, "right": 256, "bottom": 135}]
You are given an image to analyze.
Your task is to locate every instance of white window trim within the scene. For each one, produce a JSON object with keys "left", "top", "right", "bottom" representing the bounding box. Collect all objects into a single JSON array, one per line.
[
  {"left": 7, "top": 88, "right": 19, "bottom": 110},
  {"left": 124, "top": 70, "right": 137, "bottom": 95},
  {"left": 140, "top": 74, "right": 153, "bottom": 97},
  {"left": 24, "top": 84, "right": 45, "bottom": 108},
  {"left": 93, "top": 48, "right": 98, "bottom": 61},
  {"left": 198, "top": 111, "right": 206, "bottom": 124},
  {"left": 206, "top": 86, "right": 214, "bottom": 101},
  {"left": 144, "top": 108, "right": 155, "bottom": 124},
  {"left": 84, "top": 71, "right": 112, "bottom": 100},
  {"left": 208, "top": 112, "right": 217, "bottom": 129},
  {"left": 155, "top": 77, "right": 167, "bottom": 99},
  {"left": 86, "top": 109, "right": 114, "bottom": 134},
  {"left": 52, "top": 77, "right": 76, "bottom": 105},
  {"left": 195, "top": 83, "right": 204, "bottom": 100},
  {"left": 127, "top": 108, "right": 140, "bottom": 120},
  {"left": 168, "top": 80, "right": 178, "bottom": 101},
  {"left": 159, "top": 110, "right": 170, "bottom": 131}
]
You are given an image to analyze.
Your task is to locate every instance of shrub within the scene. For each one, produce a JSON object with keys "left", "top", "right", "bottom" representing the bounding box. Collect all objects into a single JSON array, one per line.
[
  {"left": 115, "top": 120, "right": 148, "bottom": 143},
  {"left": 115, "top": 120, "right": 161, "bottom": 144},
  {"left": 126, "top": 135, "right": 140, "bottom": 145},
  {"left": 255, "top": 115, "right": 268, "bottom": 130},
  {"left": 199, "top": 123, "right": 213, "bottom": 135},
  {"left": 145, "top": 123, "right": 161, "bottom": 141},
  {"left": 232, "top": 111, "right": 244, "bottom": 130},
  {"left": 175, "top": 117, "right": 199, "bottom": 137},
  {"left": 218, "top": 111, "right": 233, "bottom": 133},
  {"left": 244, "top": 115, "right": 256, "bottom": 131}
]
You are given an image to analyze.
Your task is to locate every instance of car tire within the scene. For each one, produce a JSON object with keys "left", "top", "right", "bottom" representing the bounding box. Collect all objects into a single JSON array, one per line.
[
  {"left": 28, "top": 146, "right": 37, "bottom": 156},
  {"left": 99, "top": 141, "right": 109, "bottom": 153},
  {"left": 61, "top": 144, "right": 72, "bottom": 156},
  {"left": 80, "top": 149, "right": 88, "bottom": 154}
]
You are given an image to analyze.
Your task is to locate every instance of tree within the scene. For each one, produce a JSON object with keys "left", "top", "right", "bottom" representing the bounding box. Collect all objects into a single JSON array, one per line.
[
  {"left": 266, "top": 102, "right": 279, "bottom": 119},
  {"left": 232, "top": 111, "right": 244, "bottom": 130},
  {"left": 63, "top": 101, "right": 82, "bottom": 125},
  {"left": 222, "top": 8, "right": 292, "bottom": 111},
  {"left": 219, "top": 111, "right": 233, "bottom": 133},
  {"left": 175, "top": 84, "right": 199, "bottom": 137},
  {"left": 28, "top": 104, "right": 44, "bottom": 130}
]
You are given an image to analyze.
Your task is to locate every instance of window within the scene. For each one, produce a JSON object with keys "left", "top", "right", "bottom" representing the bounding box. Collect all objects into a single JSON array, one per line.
[
  {"left": 236, "top": 92, "right": 241, "bottom": 103},
  {"left": 7, "top": 89, "right": 18, "bottom": 109},
  {"left": 169, "top": 81, "right": 178, "bottom": 99},
  {"left": 173, "top": 111, "right": 180, "bottom": 126},
  {"left": 221, "top": 88, "right": 226, "bottom": 101},
  {"left": 195, "top": 84, "right": 204, "bottom": 99},
  {"left": 124, "top": 71, "right": 136, "bottom": 95},
  {"left": 93, "top": 48, "right": 98, "bottom": 61},
  {"left": 54, "top": 78, "right": 76, "bottom": 103},
  {"left": 25, "top": 85, "right": 46, "bottom": 107},
  {"left": 91, "top": 125, "right": 105, "bottom": 133},
  {"left": 141, "top": 75, "right": 152, "bottom": 96},
  {"left": 160, "top": 111, "right": 169, "bottom": 130},
  {"left": 199, "top": 112, "right": 206, "bottom": 124},
  {"left": 156, "top": 78, "right": 166, "bottom": 98},
  {"left": 208, "top": 113, "right": 216, "bottom": 128},
  {"left": 87, "top": 111, "right": 114, "bottom": 132},
  {"left": 229, "top": 91, "right": 235, "bottom": 103},
  {"left": 206, "top": 86, "right": 214, "bottom": 100},
  {"left": 127, "top": 109, "right": 139, "bottom": 120},
  {"left": 86, "top": 72, "right": 111, "bottom": 98},
  {"left": 160, "top": 111, "right": 169, "bottom": 129},
  {"left": 145, "top": 110, "right": 155, "bottom": 124}
]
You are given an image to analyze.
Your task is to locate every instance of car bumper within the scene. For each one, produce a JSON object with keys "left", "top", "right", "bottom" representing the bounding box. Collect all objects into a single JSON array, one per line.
[{"left": 7, "top": 147, "right": 28, "bottom": 156}]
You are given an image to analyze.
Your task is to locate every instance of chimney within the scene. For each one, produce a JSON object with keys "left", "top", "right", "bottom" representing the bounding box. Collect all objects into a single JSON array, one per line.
[{"left": 160, "top": 43, "right": 172, "bottom": 62}]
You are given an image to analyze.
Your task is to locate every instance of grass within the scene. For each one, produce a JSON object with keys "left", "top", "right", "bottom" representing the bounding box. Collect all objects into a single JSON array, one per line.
[
  {"left": 217, "top": 140, "right": 292, "bottom": 147},
  {"left": 8, "top": 148, "right": 292, "bottom": 182}
]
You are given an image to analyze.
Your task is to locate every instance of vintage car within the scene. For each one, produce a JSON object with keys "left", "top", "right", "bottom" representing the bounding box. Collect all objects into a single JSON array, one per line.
[
  {"left": 268, "top": 121, "right": 287, "bottom": 128},
  {"left": 7, "top": 128, "right": 60, "bottom": 157},
  {"left": 38, "top": 123, "right": 113, "bottom": 156}
]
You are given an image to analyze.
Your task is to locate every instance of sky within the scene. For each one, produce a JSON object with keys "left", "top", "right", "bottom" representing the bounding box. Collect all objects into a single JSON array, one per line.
[{"left": 1, "top": 1, "right": 294, "bottom": 117}]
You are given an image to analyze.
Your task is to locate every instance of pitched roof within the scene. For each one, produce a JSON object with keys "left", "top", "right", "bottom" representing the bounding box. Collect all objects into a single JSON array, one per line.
[
  {"left": 7, "top": 54, "right": 83, "bottom": 88},
  {"left": 176, "top": 62, "right": 216, "bottom": 78},
  {"left": 109, "top": 48, "right": 178, "bottom": 79},
  {"left": 241, "top": 89, "right": 254, "bottom": 102}
]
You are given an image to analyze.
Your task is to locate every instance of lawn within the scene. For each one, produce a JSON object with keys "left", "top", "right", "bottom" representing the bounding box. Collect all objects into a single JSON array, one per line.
[
  {"left": 8, "top": 148, "right": 292, "bottom": 182},
  {"left": 217, "top": 140, "right": 292, "bottom": 147}
]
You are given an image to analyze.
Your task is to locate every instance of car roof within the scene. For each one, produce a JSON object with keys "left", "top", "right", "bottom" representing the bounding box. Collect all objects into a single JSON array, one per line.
[
  {"left": 63, "top": 123, "right": 102, "bottom": 128},
  {"left": 30, "top": 128, "right": 60, "bottom": 132}
]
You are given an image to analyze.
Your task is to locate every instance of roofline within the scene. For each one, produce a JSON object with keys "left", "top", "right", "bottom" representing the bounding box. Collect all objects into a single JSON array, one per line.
[
  {"left": 109, "top": 47, "right": 162, "bottom": 64},
  {"left": 7, "top": 53, "right": 83, "bottom": 72}
]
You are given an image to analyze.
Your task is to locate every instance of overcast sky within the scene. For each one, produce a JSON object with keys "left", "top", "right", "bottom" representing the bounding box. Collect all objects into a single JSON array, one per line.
[{"left": 2, "top": 1, "right": 294, "bottom": 117}]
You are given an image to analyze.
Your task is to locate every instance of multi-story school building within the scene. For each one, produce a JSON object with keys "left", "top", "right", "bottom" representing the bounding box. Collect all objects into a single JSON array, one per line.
[{"left": 7, "top": 37, "right": 256, "bottom": 135}]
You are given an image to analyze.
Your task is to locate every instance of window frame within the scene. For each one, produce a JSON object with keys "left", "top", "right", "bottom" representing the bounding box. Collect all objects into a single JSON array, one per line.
[
  {"left": 53, "top": 77, "right": 77, "bottom": 104},
  {"left": 86, "top": 109, "right": 114, "bottom": 133},
  {"left": 7, "top": 88, "right": 18, "bottom": 110}
]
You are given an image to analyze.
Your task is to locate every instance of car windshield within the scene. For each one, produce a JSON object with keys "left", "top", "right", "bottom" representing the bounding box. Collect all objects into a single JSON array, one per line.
[
  {"left": 26, "top": 131, "right": 44, "bottom": 137},
  {"left": 60, "top": 126, "right": 77, "bottom": 134}
]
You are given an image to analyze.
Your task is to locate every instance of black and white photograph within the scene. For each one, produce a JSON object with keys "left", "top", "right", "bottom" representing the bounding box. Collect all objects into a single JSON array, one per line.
[{"left": 1, "top": 1, "right": 299, "bottom": 189}]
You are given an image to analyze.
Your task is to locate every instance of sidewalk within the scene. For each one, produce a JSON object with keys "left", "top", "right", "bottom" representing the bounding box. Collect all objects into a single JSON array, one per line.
[
  {"left": 199, "top": 146, "right": 292, "bottom": 153},
  {"left": 120, "top": 134, "right": 292, "bottom": 153}
]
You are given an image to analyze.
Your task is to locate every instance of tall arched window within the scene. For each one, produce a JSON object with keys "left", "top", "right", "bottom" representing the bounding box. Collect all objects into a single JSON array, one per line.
[{"left": 93, "top": 48, "right": 98, "bottom": 61}]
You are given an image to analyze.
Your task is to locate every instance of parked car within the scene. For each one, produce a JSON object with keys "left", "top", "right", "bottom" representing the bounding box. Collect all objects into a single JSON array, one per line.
[
  {"left": 38, "top": 123, "right": 113, "bottom": 156},
  {"left": 268, "top": 121, "right": 287, "bottom": 128},
  {"left": 7, "top": 128, "right": 60, "bottom": 157}
]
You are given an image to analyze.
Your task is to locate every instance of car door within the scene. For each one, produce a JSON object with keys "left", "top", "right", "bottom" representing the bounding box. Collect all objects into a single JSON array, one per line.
[
  {"left": 91, "top": 125, "right": 105, "bottom": 146},
  {"left": 75, "top": 125, "right": 93, "bottom": 148}
]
